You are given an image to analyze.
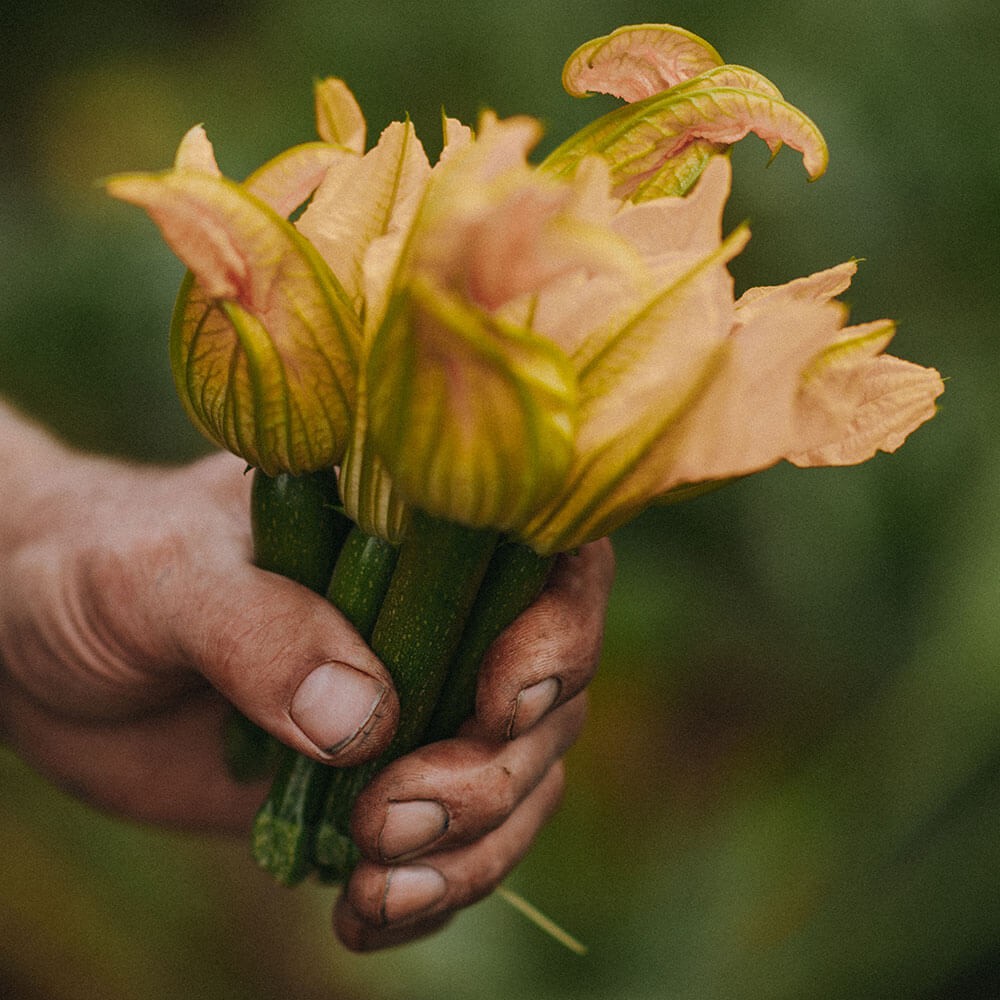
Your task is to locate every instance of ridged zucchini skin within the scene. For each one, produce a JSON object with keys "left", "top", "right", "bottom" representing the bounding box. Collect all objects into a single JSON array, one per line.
[{"left": 251, "top": 748, "right": 334, "bottom": 886}]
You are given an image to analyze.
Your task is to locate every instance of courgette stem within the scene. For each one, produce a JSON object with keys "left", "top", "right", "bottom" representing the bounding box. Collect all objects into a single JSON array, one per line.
[
  {"left": 314, "top": 512, "right": 500, "bottom": 872},
  {"left": 325, "top": 528, "right": 400, "bottom": 639},
  {"left": 422, "top": 542, "right": 555, "bottom": 744}
]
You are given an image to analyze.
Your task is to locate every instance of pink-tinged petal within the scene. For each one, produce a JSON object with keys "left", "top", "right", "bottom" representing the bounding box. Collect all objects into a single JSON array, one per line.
[
  {"left": 520, "top": 227, "right": 747, "bottom": 554},
  {"left": 680, "top": 65, "right": 784, "bottom": 100},
  {"left": 440, "top": 115, "right": 474, "bottom": 161},
  {"left": 314, "top": 77, "right": 366, "bottom": 153},
  {"left": 788, "top": 330, "right": 945, "bottom": 466},
  {"left": 411, "top": 117, "right": 634, "bottom": 319},
  {"left": 297, "top": 120, "right": 431, "bottom": 314},
  {"left": 244, "top": 142, "right": 356, "bottom": 219},
  {"left": 611, "top": 153, "right": 732, "bottom": 259},
  {"left": 644, "top": 296, "right": 852, "bottom": 489},
  {"left": 532, "top": 157, "right": 731, "bottom": 357},
  {"left": 573, "top": 225, "right": 748, "bottom": 403},
  {"left": 367, "top": 281, "right": 578, "bottom": 533},
  {"left": 562, "top": 24, "right": 723, "bottom": 101},
  {"left": 621, "top": 298, "right": 940, "bottom": 502},
  {"left": 174, "top": 125, "right": 221, "bottom": 175},
  {"left": 108, "top": 169, "right": 360, "bottom": 473},
  {"left": 736, "top": 260, "right": 858, "bottom": 318}
]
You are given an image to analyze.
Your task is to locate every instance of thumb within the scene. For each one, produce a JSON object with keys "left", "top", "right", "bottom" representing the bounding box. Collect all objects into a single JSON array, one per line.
[{"left": 173, "top": 563, "right": 399, "bottom": 765}]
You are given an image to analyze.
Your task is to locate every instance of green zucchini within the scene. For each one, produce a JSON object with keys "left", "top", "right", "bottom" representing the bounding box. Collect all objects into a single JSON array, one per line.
[
  {"left": 422, "top": 541, "right": 555, "bottom": 744},
  {"left": 314, "top": 512, "right": 499, "bottom": 872},
  {"left": 250, "top": 468, "right": 349, "bottom": 593},
  {"left": 245, "top": 469, "right": 352, "bottom": 881},
  {"left": 253, "top": 523, "right": 399, "bottom": 883},
  {"left": 251, "top": 750, "right": 333, "bottom": 886},
  {"left": 227, "top": 469, "right": 350, "bottom": 785}
]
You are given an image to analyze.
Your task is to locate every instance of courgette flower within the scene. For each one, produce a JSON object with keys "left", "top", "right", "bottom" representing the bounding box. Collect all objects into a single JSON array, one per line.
[
  {"left": 108, "top": 25, "right": 943, "bottom": 554},
  {"left": 106, "top": 81, "right": 369, "bottom": 476}
]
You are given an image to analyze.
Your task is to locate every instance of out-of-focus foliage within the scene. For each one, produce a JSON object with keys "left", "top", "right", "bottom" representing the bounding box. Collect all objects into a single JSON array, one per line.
[{"left": 1, "top": 1, "right": 997, "bottom": 997}]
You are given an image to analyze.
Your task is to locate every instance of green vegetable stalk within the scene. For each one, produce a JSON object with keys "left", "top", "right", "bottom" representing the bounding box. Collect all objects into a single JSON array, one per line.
[{"left": 244, "top": 473, "right": 554, "bottom": 884}]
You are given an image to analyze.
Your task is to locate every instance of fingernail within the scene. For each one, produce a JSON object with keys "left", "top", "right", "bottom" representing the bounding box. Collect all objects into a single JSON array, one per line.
[
  {"left": 508, "top": 677, "right": 561, "bottom": 739},
  {"left": 379, "top": 800, "right": 449, "bottom": 861},
  {"left": 382, "top": 865, "right": 447, "bottom": 925},
  {"left": 290, "top": 662, "right": 386, "bottom": 756}
]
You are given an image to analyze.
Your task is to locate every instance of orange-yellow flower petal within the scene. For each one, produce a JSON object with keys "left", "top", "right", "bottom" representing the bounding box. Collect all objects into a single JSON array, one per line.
[
  {"left": 367, "top": 280, "right": 578, "bottom": 531},
  {"left": 297, "top": 120, "right": 431, "bottom": 320},
  {"left": 106, "top": 166, "right": 360, "bottom": 474}
]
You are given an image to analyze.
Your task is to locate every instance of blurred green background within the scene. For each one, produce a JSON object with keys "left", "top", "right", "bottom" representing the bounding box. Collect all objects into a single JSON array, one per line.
[{"left": 2, "top": 1, "right": 997, "bottom": 997}]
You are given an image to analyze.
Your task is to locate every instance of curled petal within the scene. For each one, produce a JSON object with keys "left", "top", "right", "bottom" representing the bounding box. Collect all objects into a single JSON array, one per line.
[
  {"left": 563, "top": 24, "right": 723, "bottom": 101},
  {"left": 108, "top": 169, "right": 360, "bottom": 473},
  {"left": 682, "top": 65, "right": 784, "bottom": 100},
  {"left": 314, "top": 77, "right": 367, "bottom": 153},
  {"left": 367, "top": 282, "right": 578, "bottom": 533},
  {"left": 244, "top": 142, "right": 357, "bottom": 219},
  {"left": 546, "top": 84, "right": 828, "bottom": 199}
]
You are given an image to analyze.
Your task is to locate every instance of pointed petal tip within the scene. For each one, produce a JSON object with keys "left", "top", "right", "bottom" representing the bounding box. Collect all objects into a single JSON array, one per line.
[
  {"left": 174, "top": 125, "right": 222, "bottom": 176},
  {"left": 314, "top": 76, "right": 367, "bottom": 153}
]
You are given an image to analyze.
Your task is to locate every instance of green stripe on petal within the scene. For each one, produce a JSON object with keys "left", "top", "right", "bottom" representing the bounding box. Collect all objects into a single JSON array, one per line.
[
  {"left": 367, "top": 282, "right": 578, "bottom": 533},
  {"left": 296, "top": 120, "right": 431, "bottom": 319},
  {"left": 544, "top": 83, "right": 827, "bottom": 198},
  {"left": 109, "top": 168, "right": 361, "bottom": 473},
  {"left": 627, "top": 140, "right": 721, "bottom": 201},
  {"left": 520, "top": 229, "right": 748, "bottom": 554},
  {"left": 338, "top": 370, "right": 411, "bottom": 544}
]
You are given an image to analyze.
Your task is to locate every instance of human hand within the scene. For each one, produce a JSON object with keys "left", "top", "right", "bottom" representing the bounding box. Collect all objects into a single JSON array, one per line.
[{"left": 0, "top": 416, "right": 613, "bottom": 949}]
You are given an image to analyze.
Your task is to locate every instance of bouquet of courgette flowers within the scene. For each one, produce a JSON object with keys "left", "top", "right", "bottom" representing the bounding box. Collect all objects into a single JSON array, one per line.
[{"left": 107, "top": 24, "right": 942, "bottom": 887}]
